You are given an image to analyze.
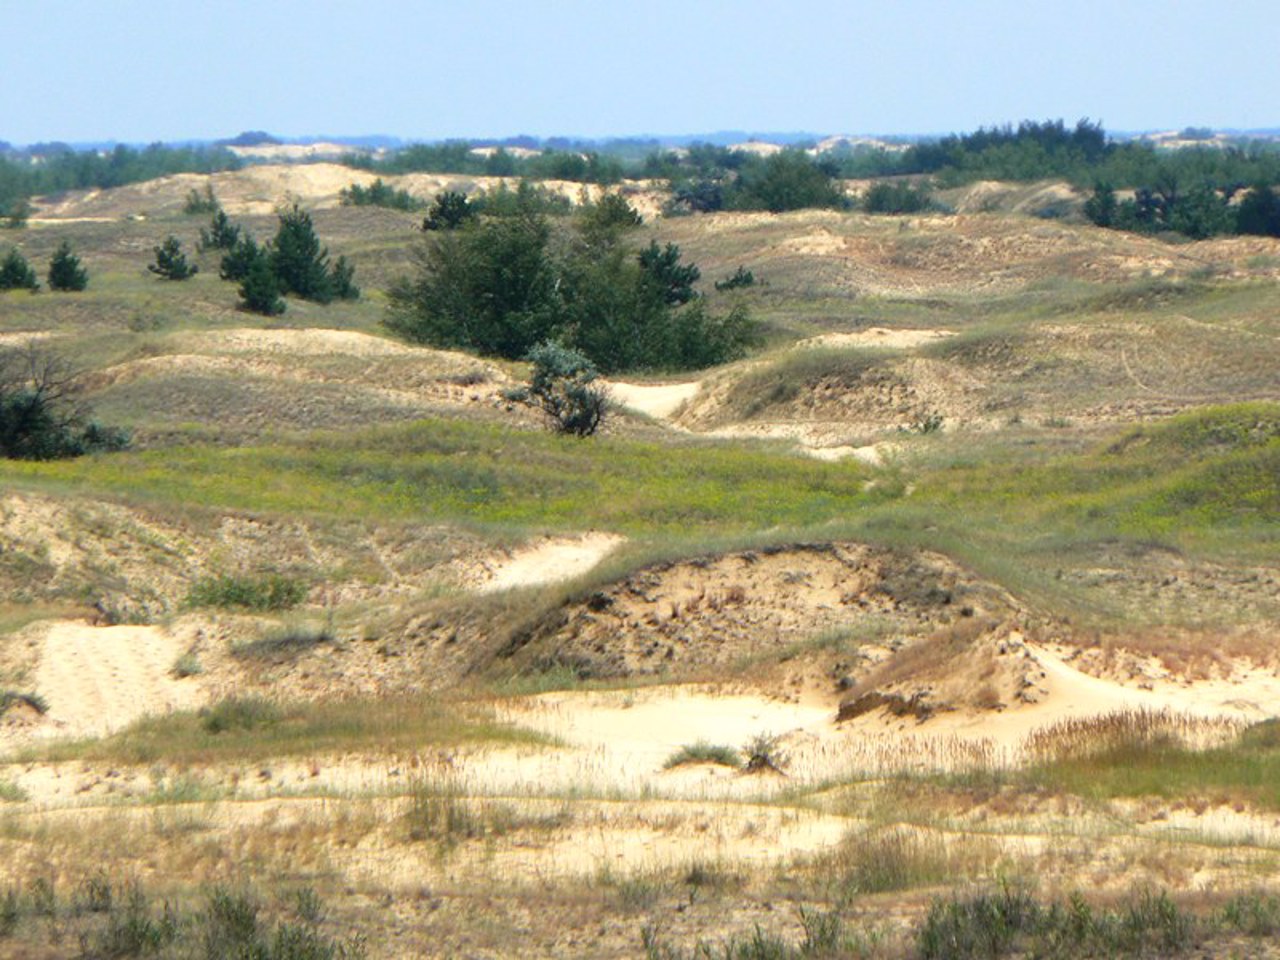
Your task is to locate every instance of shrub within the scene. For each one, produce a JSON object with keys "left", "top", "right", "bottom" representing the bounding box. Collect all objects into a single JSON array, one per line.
[
  {"left": 340, "top": 177, "right": 423, "bottom": 211},
  {"left": 422, "top": 190, "right": 478, "bottom": 230},
  {"left": 200, "top": 696, "right": 282, "bottom": 734},
  {"left": 46, "top": 240, "right": 87, "bottom": 291},
  {"left": 270, "top": 203, "right": 335, "bottom": 302},
  {"left": 714, "top": 265, "right": 755, "bottom": 291},
  {"left": 267, "top": 203, "right": 359, "bottom": 303},
  {"left": 0, "top": 690, "right": 48, "bottom": 717},
  {"left": 0, "top": 248, "right": 39, "bottom": 291},
  {"left": 238, "top": 256, "right": 285, "bottom": 316},
  {"left": 663, "top": 741, "right": 740, "bottom": 769},
  {"left": 198, "top": 208, "right": 241, "bottom": 251},
  {"left": 182, "top": 184, "right": 220, "bottom": 215},
  {"left": 862, "top": 179, "right": 934, "bottom": 214},
  {"left": 0, "top": 347, "right": 128, "bottom": 459},
  {"left": 742, "top": 732, "right": 788, "bottom": 773},
  {"left": 186, "top": 573, "right": 307, "bottom": 611},
  {"left": 386, "top": 202, "right": 757, "bottom": 373},
  {"left": 219, "top": 234, "right": 263, "bottom": 282},
  {"left": 148, "top": 235, "right": 198, "bottom": 280},
  {"left": 516, "top": 341, "right": 609, "bottom": 437}
]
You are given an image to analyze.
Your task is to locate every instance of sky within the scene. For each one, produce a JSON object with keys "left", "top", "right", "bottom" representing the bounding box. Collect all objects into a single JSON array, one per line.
[{"left": 4, "top": 0, "right": 1278, "bottom": 145}]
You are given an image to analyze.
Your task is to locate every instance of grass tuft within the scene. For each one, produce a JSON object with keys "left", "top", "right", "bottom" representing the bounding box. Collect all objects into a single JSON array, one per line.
[{"left": 662, "top": 741, "right": 741, "bottom": 770}]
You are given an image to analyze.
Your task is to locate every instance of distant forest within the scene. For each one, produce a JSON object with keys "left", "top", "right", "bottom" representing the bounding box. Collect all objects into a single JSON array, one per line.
[{"left": 4, "top": 120, "right": 1280, "bottom": 238}]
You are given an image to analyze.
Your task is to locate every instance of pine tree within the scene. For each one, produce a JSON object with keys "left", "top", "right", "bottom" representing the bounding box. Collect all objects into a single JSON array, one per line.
[
  {"left": 219, "top": 235, "right": 262, "bottom": 282},
  {"left": 238, "top": 257, "right": 285, "bottom": 316},
  {"left": 47, "top": 241, "right": 88, "bottom": 291},
  {"left": 0, "top": 248, "right": 39, "bottom": 291},
  {"left": 269, "top": 203, "right": 332, "bottom": 302},
  {"left": 148, "top": 235, "right": 198, "bottom": 280},
  {"left": 198, "top": 209, "right": 241, "bottom": 252},
  {"left": 329, "top": 255, "right": 359, "bottom": 300}
]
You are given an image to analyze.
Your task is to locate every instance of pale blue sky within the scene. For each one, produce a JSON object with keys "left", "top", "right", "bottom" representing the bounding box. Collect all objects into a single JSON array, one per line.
[{"left": 4, "top": 0, "right": 1276, "bottom": 144}]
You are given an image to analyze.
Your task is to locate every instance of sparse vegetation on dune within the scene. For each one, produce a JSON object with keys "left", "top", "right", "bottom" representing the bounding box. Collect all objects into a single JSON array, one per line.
[{"left": 2, "top": 142, "right": 1280, "bottom": 958}]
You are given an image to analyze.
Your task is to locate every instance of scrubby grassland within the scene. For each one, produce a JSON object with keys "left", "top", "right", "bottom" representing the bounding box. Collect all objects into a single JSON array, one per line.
[{"left": 1, "top": 165, "right": 1280, "bottom": 958}]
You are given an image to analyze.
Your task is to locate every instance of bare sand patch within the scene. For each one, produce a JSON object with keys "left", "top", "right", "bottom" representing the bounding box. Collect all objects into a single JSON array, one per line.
[
  {"left": 188, "top": 327, "right": 425, "bottom": 358},
  {"left": 475, "top": 533, "right": 625, "bottom": 593},
  {"left": 798, "top": 327, "right": 955, "bottom": 350},
  {"left": 605, "top": 379, "right": 701, "bottom": 419},
  {"left": 27, "top": 621, "right": 206, "bottom": 741}
]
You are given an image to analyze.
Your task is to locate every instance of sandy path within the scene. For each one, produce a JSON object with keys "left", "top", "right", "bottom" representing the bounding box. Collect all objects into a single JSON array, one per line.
[
  {"left": 605, "top": 380, "right": 701, "bottom": 419},
  {"left": 30, "top": 622, "right": 204, "bottom": 740},
  {"left": 476, "top": 533, "right": 625, "bottom": 593}
]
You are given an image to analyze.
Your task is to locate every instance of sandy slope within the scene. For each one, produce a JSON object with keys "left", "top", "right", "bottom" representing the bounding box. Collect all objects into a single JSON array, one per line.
[
  {"left": 476, "top": 533, "right": 625, "bottom": 593},
  {"left": 29, "top": 622, "right": 205, "bottom": 740}
]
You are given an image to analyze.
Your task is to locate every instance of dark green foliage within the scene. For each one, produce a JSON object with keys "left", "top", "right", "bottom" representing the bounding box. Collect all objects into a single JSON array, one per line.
[
  {"left": 669, "top": 178, "right": 724, "bottom": 213},
  {"left": 0, "top": 690, "right": 48, "bottom": 717},
  {"left": 200, "top": 697, "right": 283, "bottom": 734},
  {"left": 0, "top": 248, "right": 38, "bottom": 290},
  {"left": 328, "top": 255, "right": 359, "bottom": 300},
  {"left": 918, "top": 886, "right": 1194, "bottom": 959},
  {"left": 340, "top": 177, "right": 424, "bottom": 211},
  {"left": 1236, "top": 183, "right": 1280, "bottom": 236},
  {"left": 715, "top": 266, "right": 756, "bottom": 291},
  {"left": 1, "top": 877, "right": 361, "bottom": 959},
  {"left": 1084, "top": 181, "right": 1117, "bottom": 227},
  {"left": 183, "top": 184, "right": 220, "bottom": 214},
  {"left": 0, "top": 348, "right": 128, "bottom": 460},
  {"left": 638, "top": 241, "right": 699, "bottom": 305},
  {"left": 422, "top": 190, "right": 478, "bottom": 231},
  {"left": 519, "top": 341, "right": 609, "bottom": 436},
  {"left": 387, "top": 204, "right": 757, "bottom": 373},
  {"left": 219, "top": 234, "right": 262, "bottom": 281},
  {"left": 46, "top": 240, "right": 87, "bottom": 291},
  {"left": 270, "top": 203, "right": 334, "bottom": 302},
  {"left": 578, "top": 192, "right": 642, "bottom": 243},
  {"left": 239, "top": 256, "right": 286, "bottom": 316},
  {"left": 386, "top": 209, "right": 559, "bottom": 359},
  {"left": 199, "top": 208, "right": 242, "bottom": 251},
  {"left": 187, "top": 572, "right": 306, "bottom": 611},
  {"left": 733, "top": 150, "right": 846, "bottom": 212},
  {"left": 861, "top": 180, "right": 934, "bottom": 214},
  {"left": 2, "top": 198, "right": 31, "bottom": 229},
  {"left": 480, "top": 179, "right": 573, "bottom": 218},
  {"left": 148, "top": 235, "right": 198, "bottom": 280}
]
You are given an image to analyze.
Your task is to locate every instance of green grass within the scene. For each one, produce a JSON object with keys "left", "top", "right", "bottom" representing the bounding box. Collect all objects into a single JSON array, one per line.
[
  {"left": 0, "top": 417, "right": 887, "bottom": 536},
  {"left": 187, "top": 573, "right": 308, "bottom": 611},
  {"left": 20, "top": 693, "right": 553, "bottom": 766},
  {"left": 663, "top": 741, "right": 741, "bottom": 770},
  {"left": 1022, "top": 718, "right": 1280, "bottom": 810}
]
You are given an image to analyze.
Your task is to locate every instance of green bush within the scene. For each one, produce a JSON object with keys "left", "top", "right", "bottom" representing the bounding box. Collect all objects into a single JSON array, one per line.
[
  {"left": 199, "top": 208, "right": 242, "bottom": 252},
  {"left": 148, "top": 235, "right": 198, "bottom": 280},
  {"left": 714, "top": 266, "right": 755, "bottom": 291},
  {"left": 239, "top": 256, "right": 286, "bottom": 316},
  {"left": 0, "top": 248, "right": 39, "bottom": 291},
  {"left": 46, "top": 240, "right": 87, "bottom": 291},
  {"left": 182, "top": 184, "right": 220, "bottom": 215},
  {"left": 861, "top": 179, "right": 934, "bottom": 214},
  {"left": 186, "top": 573, "right": 307, "bottom": 611},
  {"left": 517, "top": 341, "right": 609, "bottom": 436},
  {"left": 386, "top": 201, "right": 757, "bottom": 373},
  {"left": 200, "top": 696, "right": 282, "bottom": 734},
  {"left": 0, "top": 348, "right": 128, "bottom": 459},
  {"left": 422, "top": 190, "right": 478, "bottom": 230},
  {"left": 340, "top": 177, "right": 424, "bottom": 211}
]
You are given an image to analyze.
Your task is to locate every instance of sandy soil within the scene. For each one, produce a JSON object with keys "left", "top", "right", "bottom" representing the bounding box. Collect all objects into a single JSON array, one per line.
[
  {"left": 605, "top": 379, "right": 702, "bottom": 419},
  {"left": 475, "top": 533, "right": 626, "bottom": 593},
  {"left": 797, "top": 327, "right": 955, "bottom": 350},
  {"left": 24, "top": 621, "right": 207, "bottom": 740}
]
